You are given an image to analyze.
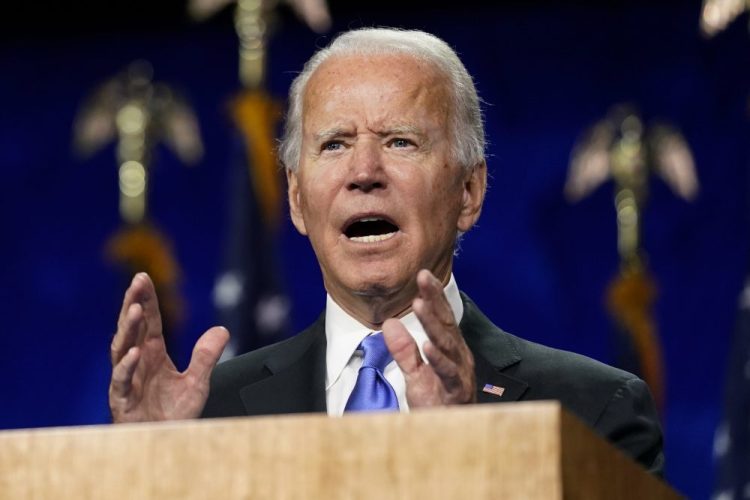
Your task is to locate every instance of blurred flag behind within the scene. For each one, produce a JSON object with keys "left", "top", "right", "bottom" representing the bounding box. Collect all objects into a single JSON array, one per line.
[
  {"left": 714, "top": 277, "right": 750, "bottom": 499},
  {"left": 213, "top": 89, "right": 291, "bottom": 358}
]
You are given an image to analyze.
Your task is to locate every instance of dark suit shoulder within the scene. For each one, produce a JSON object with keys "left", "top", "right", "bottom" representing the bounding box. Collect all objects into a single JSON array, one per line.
[
  {"left": 505, "top": 334, "right": 637, "bottom": 422},
  {"left": 460, "top": 293, "right": 663, "bottom": 475},
  {"left": 212, "top": 319, "right": 322, "bottom": 383},
  {"left": 202, "top": 314, "right": 324, "bottom": 418},
  {"left": 460, "top": 293, "right": 638, "bottom": 424}
]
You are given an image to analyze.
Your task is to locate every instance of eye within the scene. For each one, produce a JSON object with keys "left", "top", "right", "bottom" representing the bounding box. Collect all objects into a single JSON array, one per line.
[
  {"left": 322, "top": 141, "right": 344, "bottom": 152},
  {"left": 389, "top": 138, "right": 414, "bottom": 148}
]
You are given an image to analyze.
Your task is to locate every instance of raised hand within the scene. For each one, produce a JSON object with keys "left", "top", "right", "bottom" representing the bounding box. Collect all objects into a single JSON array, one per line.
[
  {"left": 109, "top": 273, "right": 230, "bottom": 423},
  {"left": 382, "top": 269, "right": 476, "bottom": 407}
]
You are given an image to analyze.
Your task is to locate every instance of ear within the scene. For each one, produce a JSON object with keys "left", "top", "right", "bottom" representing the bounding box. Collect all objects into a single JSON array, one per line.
[
  {"left": 456, "top": 161, "right": 487, "bottom": 233},
  {"left": 286, "top": 169, "right": 308, "bottom": 235}
]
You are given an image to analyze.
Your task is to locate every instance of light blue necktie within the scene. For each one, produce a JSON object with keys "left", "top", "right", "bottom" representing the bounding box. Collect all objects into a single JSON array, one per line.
[{"left": 344, "top": 332, "right": 400, "bottom": 412}]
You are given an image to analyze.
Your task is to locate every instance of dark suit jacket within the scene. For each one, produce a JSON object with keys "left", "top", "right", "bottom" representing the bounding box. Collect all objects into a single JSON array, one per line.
[{"left": 203, "top": 293, "right": 664, "bottom": 475}]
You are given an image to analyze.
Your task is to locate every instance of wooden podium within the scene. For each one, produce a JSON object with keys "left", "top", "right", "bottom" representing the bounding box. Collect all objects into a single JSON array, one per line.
[{"left": 0, "top": 402, "right": 678, "bottom": 499}]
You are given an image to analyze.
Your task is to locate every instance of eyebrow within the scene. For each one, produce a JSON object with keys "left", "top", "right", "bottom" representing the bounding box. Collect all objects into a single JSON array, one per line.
[
  {"left": 313, "top": 128, "right": 354, "bottom": 143},
  {"left": 377, "top": 125, "right": 425, "bottom": 139},
  {"left": 313, "top": 125, "right": 427, "bottom": 143}
]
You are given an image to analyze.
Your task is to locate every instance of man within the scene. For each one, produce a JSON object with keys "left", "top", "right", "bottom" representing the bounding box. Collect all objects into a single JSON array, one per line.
[{"left": 109, "top": 28, "right": 663, "bottom": 474}]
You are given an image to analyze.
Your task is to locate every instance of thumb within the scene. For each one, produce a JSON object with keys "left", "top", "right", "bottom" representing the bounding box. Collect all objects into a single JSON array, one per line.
[
  {"left": 187, "top": 326, "right": 230, "bottom": 383},
  {"left": 382, "top": 318, "right": 422, "bottom": 376}
]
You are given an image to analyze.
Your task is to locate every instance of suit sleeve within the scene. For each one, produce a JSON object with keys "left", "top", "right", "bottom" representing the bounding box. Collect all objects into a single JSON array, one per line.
[{"left": 593, "top": 377, "right": 665, "bottom": 476}]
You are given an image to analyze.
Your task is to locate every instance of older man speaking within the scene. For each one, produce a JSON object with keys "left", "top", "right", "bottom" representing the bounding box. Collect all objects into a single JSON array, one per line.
[{"left": 109, "top": 28, "right": 663, "bottom": 474}]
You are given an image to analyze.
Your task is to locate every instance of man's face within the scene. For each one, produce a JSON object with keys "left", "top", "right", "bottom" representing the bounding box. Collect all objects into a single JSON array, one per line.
[{"left": 288, "top": 53, "right": 485, "bottom": 321}]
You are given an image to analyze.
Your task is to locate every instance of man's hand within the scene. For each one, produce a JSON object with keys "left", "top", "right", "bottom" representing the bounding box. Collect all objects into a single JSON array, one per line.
[
  {"left": 382, "top": 269, "right": 476, "bottom": 407},
  {"left": 109, "top": 273, "right": 230, "bottom": 423}
]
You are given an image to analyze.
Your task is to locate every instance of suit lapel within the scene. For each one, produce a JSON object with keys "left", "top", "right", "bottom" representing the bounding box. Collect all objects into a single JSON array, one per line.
[
  {"left": 473, "top": 352, "right": 529, "bottom": 403},
  {"left": 238, "top": 316, "right": 327, "bottom": 415},
  {"left": 459, "top": 293, "right": 530, "bottom": 403}
]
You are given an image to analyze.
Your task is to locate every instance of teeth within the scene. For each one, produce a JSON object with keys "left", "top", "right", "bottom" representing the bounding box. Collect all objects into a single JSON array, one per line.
[
  {"left": 349, "top": 232, "right": 397, "bottom": 243},
  {"left": 358, "top": 217, "right": 382, "bottom": 222}
]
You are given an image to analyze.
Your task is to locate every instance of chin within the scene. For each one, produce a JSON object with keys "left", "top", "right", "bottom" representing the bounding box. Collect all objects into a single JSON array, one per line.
[
  {"left": 345, "top": 269, "right": 413, "bottom": 300},
  {"left": 351, "top": 284, "right": 393, "bottom": 298}
]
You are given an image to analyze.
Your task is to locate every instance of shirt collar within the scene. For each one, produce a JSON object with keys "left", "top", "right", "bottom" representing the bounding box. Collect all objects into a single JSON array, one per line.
[{"left": 325, "top": 273, "right": 464, "bottom": 390}]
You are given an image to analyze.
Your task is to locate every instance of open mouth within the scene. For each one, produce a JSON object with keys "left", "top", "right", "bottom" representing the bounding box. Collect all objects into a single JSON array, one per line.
[{"left": 344, "top": 217, "right": 399, "bottom": 243}]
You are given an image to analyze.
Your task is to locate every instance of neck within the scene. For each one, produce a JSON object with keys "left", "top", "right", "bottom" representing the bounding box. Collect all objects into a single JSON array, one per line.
[{"left": 328, "top": 270, "right": 452, "bottom": 330}]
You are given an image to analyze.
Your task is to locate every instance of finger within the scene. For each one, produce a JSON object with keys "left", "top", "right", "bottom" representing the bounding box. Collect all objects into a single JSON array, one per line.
[
  {"left": 416, "top": 269, "right": 444, "bottom": 298},
  {"left": 114, "top": 273, "right": 162, "bottom": 351},
  {"left": 110, "top": 346, "right": 141, "bottom": 399},
  {"left": 426, "top": 339, "right": 477, "bottom": 404},
  {"left": 382, "top": 318, "right": 423, "bottom": 376},
  {"left": 413, "top": 297, "right": 461, "bottom": 362},
  {"left": 111, "top": 302, "right": 145, "bottom": 366},
  {"left": 416, "top": 269, "right": 456, "bottom": 328},
  {"left": 423, "top": 340, "right": 461, "bottom": 391},
  {"left": 116, "top": 273, "right": 147, "bottom": 333},
  {"left": 186, "top": 327, "right": 230, "bottom": 384},
  {"left": 129, "top": 273, "right": 163, "bottom": 342},
  {"left": 112, "top": 274, "right": 143, "bottom": 346}
]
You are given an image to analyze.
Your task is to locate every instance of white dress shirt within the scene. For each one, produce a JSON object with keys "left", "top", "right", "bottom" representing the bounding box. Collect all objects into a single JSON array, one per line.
[{"left": 325, "top": 274, "right": 464, "bottom": 416}]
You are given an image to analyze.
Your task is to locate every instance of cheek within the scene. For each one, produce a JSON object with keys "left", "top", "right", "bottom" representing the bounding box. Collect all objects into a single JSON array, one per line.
[
  {"left": 298, "top": 180, "right": 338, "bottom": 237},
  {"left": 425, "top": 171, "right": 463, "bottom": 210},
  {"left": 304, "top": 163, "right": 346, "bottom": 198},
  {"left": 300, "top": 196, "right": 326, "bottom": 231}
]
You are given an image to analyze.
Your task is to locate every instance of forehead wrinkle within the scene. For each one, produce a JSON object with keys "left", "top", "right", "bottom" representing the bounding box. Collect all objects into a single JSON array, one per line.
[
  {"left": 367, "top": 81, "right": 451, "bottom": 138},
  {"left": 303, "top": 54, "right": 453, "bottom": 145}
]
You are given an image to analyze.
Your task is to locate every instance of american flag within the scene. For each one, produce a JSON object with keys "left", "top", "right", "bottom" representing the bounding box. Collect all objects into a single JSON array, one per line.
[{"left": 482, "top": 384, "right": 505, "bottom": 397}]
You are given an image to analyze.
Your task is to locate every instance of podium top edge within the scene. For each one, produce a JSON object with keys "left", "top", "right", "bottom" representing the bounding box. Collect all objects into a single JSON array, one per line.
[{"left": 0, "top": 400, "right": 564, "bottom": 436}]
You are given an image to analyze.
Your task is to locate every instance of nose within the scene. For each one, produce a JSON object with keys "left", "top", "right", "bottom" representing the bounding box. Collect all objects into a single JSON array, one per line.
[{"left": 347, "top": 140, "right": 385, "bottom": 192}]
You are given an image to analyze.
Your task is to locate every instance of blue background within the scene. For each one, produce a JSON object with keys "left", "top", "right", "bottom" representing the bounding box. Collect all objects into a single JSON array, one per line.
[{"left": 1, "top": 2, "right": 748, "bottom": 497}]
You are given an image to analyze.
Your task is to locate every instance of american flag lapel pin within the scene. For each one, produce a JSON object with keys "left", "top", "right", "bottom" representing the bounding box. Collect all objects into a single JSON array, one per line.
[{"left": 482, "top": 383, "right": 505, "bottom": 397}]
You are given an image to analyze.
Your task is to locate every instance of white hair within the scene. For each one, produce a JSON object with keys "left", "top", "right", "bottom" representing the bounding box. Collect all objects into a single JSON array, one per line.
[{"left": 278, "top": 28, "right": 485, "bottom": 172}]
